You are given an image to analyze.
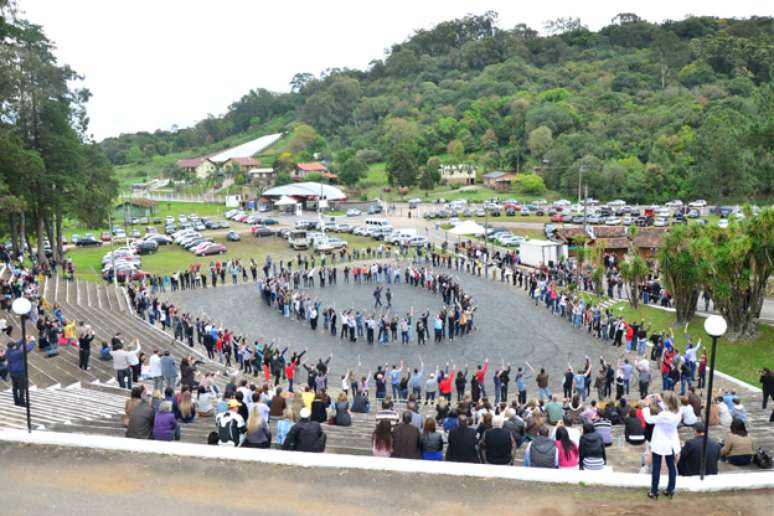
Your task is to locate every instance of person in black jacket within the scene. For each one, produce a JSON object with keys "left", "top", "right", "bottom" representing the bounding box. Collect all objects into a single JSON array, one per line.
[
  {"left": 677, "top": 423, "right": 721, "bottom": 476},
  {"left": 760, "top": 368, "right": 774, "bottom": 410},
  {"left": 445, "top": 415, "right": 479, "bottom": 463},
  {"left": 282, "top": 408, "right": 326, "bottom": 452}
]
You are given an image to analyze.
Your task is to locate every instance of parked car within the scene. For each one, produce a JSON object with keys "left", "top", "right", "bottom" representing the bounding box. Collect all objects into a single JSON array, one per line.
[
  {"left": 653, "top": 217, "right": 669, "bottom": 227},
  {"left": 367, "top": 204, "right": 383, "bottom": 214},
  {"left": 195, "top": 243, "right": 227, "bottom": 256},
  {"left": 346, "top": 208, "right": 362, "bottom": 217},
  {"left": 100, "top": 231, "right": 112, "bottom": 242},
  {"left": 133, "top": 240, "right": 158, "bottom": 255},
  {"left": 226, "top": 231, "right": 241, "bottom": 241},
  {"left": 76, "top": 236, "right": 102, "bottom": 247},
  {"left": 718, "top": 219, "right": 729, "bottom": 229},
  {"left": 145, "top": 235, "right": 172, "bottom": 246},
  {"left": 252, "top": 225, "right": 274, "bottom": 237}
]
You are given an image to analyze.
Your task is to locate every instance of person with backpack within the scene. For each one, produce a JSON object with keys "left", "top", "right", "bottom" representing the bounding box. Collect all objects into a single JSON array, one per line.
[
  {"left": 216, "top": 399, "right": 246, "bottom": 446},
  {"left": 524, "top": 426, "right": 558, "bottom": 468}
]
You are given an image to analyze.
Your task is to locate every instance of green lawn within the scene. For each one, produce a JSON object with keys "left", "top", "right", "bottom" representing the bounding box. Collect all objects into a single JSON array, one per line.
[
  {"left": 68, "top": 232, "right": 379, "bottom": 282},
  {"left": 590, "top": 298, "right": 772, "bottom": 386}
]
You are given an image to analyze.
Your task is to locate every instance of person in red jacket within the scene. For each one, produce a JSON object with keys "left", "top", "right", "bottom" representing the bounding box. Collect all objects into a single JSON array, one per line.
[
  {"left": 284, "top": 349, "right": 306, "bottom": 392},
  {"left": 474, "top": 358, "right": 489, "bottom": 398},
  {"left": 439, "top": 365, "right": 456, "bottom": 401}
]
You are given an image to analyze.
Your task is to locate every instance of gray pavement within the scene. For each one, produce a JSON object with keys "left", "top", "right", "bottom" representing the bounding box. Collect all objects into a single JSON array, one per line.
[
  {"left": 1, "top": 443, "right": 772, "bottom": 515},
  {"left": 163, "top": 265, "right": 639, "bottom": 392}
]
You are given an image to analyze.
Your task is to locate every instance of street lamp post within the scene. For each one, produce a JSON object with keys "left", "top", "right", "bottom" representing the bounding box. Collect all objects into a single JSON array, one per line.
[
  {"left": 700, "top": 315, "right": 727, "bottom": 480},
  {"left": 12, "top": 297, "right": 33, "bottom": 433}
]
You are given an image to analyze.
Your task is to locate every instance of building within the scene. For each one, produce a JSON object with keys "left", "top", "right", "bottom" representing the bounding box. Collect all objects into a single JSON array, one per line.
[
  {"left": 550, "top": 225, "right": 667, "bottom": 263},
  {"left": 294, "top": 162, "right": 328, "bottom": 180},
  {"left": 439, "top": 164, "right": 476, "bottom": 186},
  {"left": 223, "top": 157, "right": 260, "bottom": 174},
  {"left": 482, "top": 171, "right": 513, "bottom": 191},
  {"left": 113, "top": 198, "right": 159, "bottom": 223},
  {"left": 247, "top": 168, "right": 276, "bottom": 186},
  {"left": 262, "top": 182, "right": 346, "bottom": 210},
  {"left": 176, "top": 157, "right": 217, "bottom": 179}
]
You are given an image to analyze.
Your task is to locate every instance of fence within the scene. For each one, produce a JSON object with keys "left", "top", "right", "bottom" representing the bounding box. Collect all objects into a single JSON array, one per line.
[{"left": 129, "top": 191, "right": 226, "bottom": 204}]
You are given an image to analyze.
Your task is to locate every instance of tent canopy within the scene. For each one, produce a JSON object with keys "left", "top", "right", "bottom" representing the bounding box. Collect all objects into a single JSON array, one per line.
[
  {"left": 448, "top": 220, "right": 486, "bottom": 236},
  {"left": 274, "top": 195, "right": 298, "bottom": 206}
]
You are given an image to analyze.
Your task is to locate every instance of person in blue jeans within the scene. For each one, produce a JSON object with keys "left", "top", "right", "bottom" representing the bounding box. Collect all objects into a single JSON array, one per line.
[{"left": 389, "top": 361, "right": 403, "bottom": 399}]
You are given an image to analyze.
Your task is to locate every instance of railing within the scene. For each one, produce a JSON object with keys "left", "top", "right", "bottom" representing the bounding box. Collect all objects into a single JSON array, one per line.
[{"left": 128, "top": 191, "right": 226, "bottom": 204}]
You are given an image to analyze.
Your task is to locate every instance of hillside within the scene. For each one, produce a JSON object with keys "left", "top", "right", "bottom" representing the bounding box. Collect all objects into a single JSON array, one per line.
[{"left": 101, "top": 13, "right": 774, "bottom": 203}]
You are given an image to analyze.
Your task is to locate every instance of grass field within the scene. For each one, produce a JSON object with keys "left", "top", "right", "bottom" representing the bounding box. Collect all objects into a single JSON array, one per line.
[
  {"left": 68, "top": 231, "right": 378, "bottom": 282},
  {"left": 565, "top": 293, "right": 772, "bottom": 386}
]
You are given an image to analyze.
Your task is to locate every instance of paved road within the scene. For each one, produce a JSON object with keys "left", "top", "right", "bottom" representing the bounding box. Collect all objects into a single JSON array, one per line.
[
  {"left": 1, "top": 443, "right": 771, "bottom": 515},
  {"left": 164, "top": 266, "right": 642, "bottom": 390}
]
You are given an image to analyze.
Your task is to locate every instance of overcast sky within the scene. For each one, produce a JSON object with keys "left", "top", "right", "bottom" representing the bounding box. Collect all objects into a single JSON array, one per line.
[{"left": 20, "top": 0, "right": 771, "bottom": 141}]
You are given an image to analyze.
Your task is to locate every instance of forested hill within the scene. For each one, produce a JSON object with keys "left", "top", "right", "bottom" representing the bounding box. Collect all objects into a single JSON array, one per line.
[{"left": 102, "top": 13, "right": 774, "bottom": 203}]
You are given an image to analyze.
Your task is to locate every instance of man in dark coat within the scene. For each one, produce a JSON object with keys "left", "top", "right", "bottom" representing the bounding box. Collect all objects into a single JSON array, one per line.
[
  {"left": 282, "top": 408, "right": 326, "bottom": 453},
  {"left": 678, "top": 423, "right": 721, "bottom": 476},
  {"left": 391, "top": 411, "right": 420, "bottom": 459},
  {"left": 445, "top": 415, "right": 479, "bottom": 463},
  {"left": 125, "top": 400, "right": 154, "bottom": 439}
]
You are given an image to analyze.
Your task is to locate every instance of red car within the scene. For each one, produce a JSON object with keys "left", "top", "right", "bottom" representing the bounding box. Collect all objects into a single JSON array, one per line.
[
  {"left": 550, "top": 214, "right": 564, "bottom": 222},
  {"left": 195, "top": 243, "right": 226, "bottom": 256},
  {"left": 100, "top": 231, "right": 112, "bottom": 242},
  {"left": 502, "top": 202, "right": 521, "bottom": 211}
]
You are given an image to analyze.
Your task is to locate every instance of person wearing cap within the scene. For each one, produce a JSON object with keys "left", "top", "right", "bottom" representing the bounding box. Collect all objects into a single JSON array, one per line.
[
  {"left": 216, "top": 398, "right": 246, "bottom": 446},
  {"left": 677, "top": 422, "right": 721, "bottom": 476},
  {"left": 282, "top": 407, "right": 326, "bottom": 452}
]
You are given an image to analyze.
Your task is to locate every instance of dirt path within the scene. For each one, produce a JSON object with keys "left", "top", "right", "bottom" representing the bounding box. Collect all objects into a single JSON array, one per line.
[{"left": 1, "top": 442, "right": 772, "bottom": 515}]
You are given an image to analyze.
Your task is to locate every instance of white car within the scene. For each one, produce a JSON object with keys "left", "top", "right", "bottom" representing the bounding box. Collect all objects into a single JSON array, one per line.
[
  {"left": 654, "top": 218, "right": 669, "bottom": 227},
  {"left": 665, "top": 200, "right": 683, "bottom": 208},
  {"left": 622, "top": 216, "right": 633, "bottom": 226},
  {"left": 501, "top": 236, "right": 525, "bottom": 247},
  {"left": 448, "top": 217, "right": 461, "bottom": 227},
  {"left": 407, "top": 236, "right": 428, "bottom": 246},
  {"left": 718, "top": 219, "right": 729, "bottom": 229},
  {"left": 605, "top": 217, "right": 621, "bottom": 226},
  {"left": 689, "top": 200, "right": 707, "bottom": 208},
  {"left": 346, "top": 208, "right": 361, "bottom": 217}
]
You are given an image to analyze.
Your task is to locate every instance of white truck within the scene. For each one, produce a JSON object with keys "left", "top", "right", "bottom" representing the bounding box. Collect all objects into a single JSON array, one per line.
[{"left": 518, "top": 239, "right": 567, "bottom": 268}]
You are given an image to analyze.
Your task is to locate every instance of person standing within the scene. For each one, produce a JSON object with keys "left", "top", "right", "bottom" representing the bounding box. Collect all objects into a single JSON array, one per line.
[
  {"left": 7, "top": 337, "right": 35, "bottom": 407},
  {"left": 160, "top": 351, "right": 177, "bottom": 391},
  {"left": 77, "top": 325, "right": 94, "bottom": 370},
  {"left": 760, "top": 368, "right": 774, "bottom": 410},
  {"left": 642, "top": 392, "right": 681, "bottom": 499},
  {"left": 111, "top": 339, "right": 141, "bottom": 389},
  {"left": 149, "top": 350, "right": 163, "bottom": 392}
]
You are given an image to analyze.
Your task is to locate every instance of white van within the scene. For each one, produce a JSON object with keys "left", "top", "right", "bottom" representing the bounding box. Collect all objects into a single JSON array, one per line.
[{"left": 365, "top": 217, "right": 391, "bottom": 229}]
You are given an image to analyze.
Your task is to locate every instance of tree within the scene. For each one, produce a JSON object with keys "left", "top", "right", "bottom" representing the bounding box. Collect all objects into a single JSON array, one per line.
[
  {"left": 543, "top": 17, "right": 584, "bottom": 35},
  {"left": 304, "top": 172, "right": 324, "bottom": 183},
  {"left": 690, "top": 208, "right": 774, "bottom": 340},
  {"left": 527, "top": 126, "right": 553, "bottom": 158},
  {"left": 659, "top": 224, "right": 701, "bottom": 324},
  {"left": 126, "top": 144, "right": 144, "bottom": 163},
  {"left": 337, "top": 156, "right": 368, "bottom": 186},
  {"left": 386, "top": 143, "right": 419, "bottom": 187},
  {"left": 274, "top": 173, "right": 292, "bottom": 186},
  {"left": 287, "top": 123, "right": 323, "bottom": 155},
  {"left": 447, "top": 139, "right": 465, "bottom": 160},
  {"left": 513, "top": 173, "right": 545, "bottom": 194},
  {"left": 619, "top": 226, "right": 650, "bottom": 309}
]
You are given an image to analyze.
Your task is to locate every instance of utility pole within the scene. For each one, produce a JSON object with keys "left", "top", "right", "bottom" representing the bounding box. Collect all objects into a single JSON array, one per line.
[
  {"left": 583, "top": 184, "right": 589, "bottom": 234},
  {"left": 107, "top": 211, "right": 117, "bottom": 287}
]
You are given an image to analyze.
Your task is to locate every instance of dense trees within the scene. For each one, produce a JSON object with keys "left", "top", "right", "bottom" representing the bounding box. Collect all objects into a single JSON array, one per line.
[
  {"left": 102, "top": 13, "right": 772, "bottom": 202},
  {"left": 0, "top": 4, "right": 117, "bottom": 262}
]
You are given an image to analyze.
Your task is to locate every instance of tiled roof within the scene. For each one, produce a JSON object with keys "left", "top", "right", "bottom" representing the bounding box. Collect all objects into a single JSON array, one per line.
[
  {"left": 598, "top": 237, "right": 630, "bottom": 249},
  {"left": 591, "top": 226, "right": 627, "bottom": 238},
  {"left": 297, "top": 162, "right": 327, "bottom": 172},
  {"left": 177, "top": 158, "right": 204, "bottom": 168},
  {"left": 229, "top": 157, "right": 260, "bottom": 167}
]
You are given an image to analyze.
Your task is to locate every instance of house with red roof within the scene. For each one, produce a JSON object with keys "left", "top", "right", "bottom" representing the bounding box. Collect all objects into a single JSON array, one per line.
[
  {"left": 176, "top": 157, "right": 217, "bottom": 179},
  {"left": 294, "top": 161, "right": 328, "bottom": 180},
  {"left": 223, "top": 157, "right": 260, "bottom": 174}
]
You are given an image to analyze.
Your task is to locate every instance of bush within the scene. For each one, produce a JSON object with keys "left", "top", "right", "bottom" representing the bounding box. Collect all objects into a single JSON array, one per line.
[
  {"left": 513, "top": 173, "right": 546, "bottom": 194},
  {"left": 355, "top": 149, "right": 382, "bottom": 163}
]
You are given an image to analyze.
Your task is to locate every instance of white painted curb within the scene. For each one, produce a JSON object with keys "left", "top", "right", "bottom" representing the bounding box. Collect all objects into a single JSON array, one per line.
[{"left": 0, "top": 429, "right": 772, "bottom": 492}]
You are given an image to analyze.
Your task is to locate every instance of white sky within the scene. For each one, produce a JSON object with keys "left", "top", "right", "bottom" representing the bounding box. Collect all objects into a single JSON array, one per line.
[{"left": 19, "top": 0, "right": 772, "bottom": 141}]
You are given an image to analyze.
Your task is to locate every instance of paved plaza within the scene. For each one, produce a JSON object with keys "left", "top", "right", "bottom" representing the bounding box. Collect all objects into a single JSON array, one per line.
[{"left": 163, "top": 266, "right": 633, "bottom": 386}]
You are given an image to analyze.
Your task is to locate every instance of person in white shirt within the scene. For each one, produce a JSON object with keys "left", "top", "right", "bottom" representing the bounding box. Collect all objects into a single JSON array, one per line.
[
  {"left": 679, "top": 397, "right": 698, "bottom": 427},
  {"left": 642, "top": 392, "right": 681, "bottom": 499},
  {"left": 111, "top": 339, "right": 141, "bottom": 389},
  {"left": 149, "top": 350, "right": 163, "bottom": 391}
]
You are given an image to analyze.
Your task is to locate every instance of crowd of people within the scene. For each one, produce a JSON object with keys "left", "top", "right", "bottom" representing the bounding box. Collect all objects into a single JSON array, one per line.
[{"left": 2, "top": 237, "right": 772, "bottom": 500}]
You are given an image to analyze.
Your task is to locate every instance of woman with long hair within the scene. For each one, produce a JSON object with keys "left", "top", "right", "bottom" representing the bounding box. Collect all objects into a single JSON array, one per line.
[
  {"left": 371, "top": 419, "right": 393, "bottom": 457},
  {"left": 720, "top": 418, "right": 754, "bottom": 466},
  {"left": 642, "top": 391, "right": 681, "bottom": 499},
  {"left": 177, "top": 389, "right": 196, "bottom": 423},
  {"left": 419, "top": 417, "right": 444, "bottom": 461},
  {"left": 555, "top": 425, "right": 579, "bottom": 469},
  {"left": 244, "top": 405, "right": 271, "bottom": 448}
]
